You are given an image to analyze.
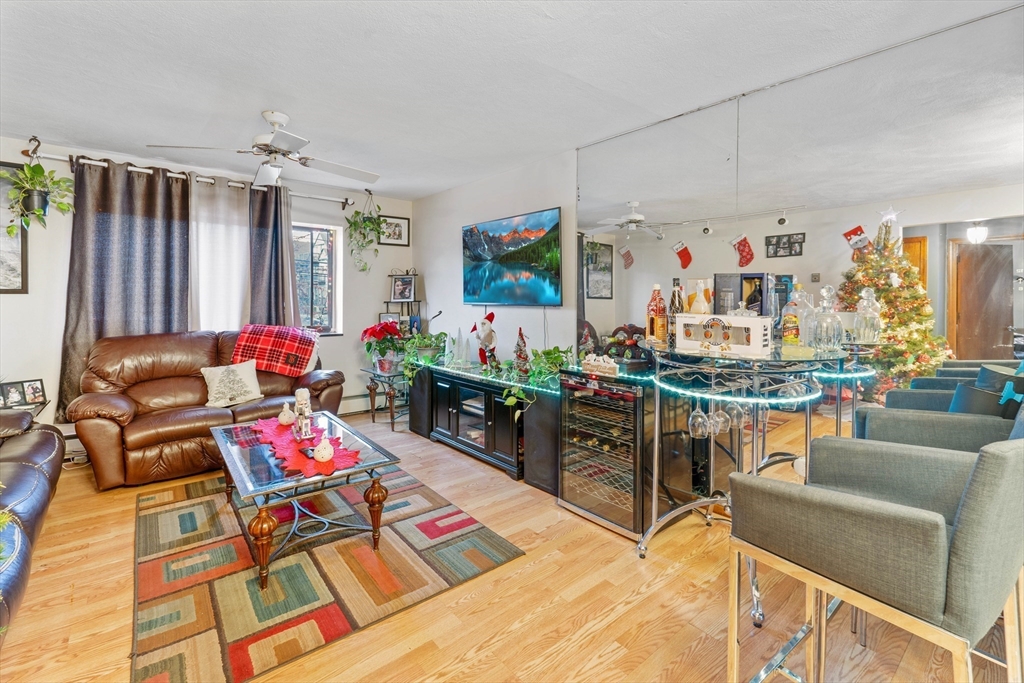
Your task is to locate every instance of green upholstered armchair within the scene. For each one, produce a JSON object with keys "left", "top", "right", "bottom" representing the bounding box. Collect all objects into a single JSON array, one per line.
[
  {"left": 727, "top": 436, "right": 1024, "bottom": 683},
  {"left": 855, "top": 406, "right": 1014, "bottom": 453}
]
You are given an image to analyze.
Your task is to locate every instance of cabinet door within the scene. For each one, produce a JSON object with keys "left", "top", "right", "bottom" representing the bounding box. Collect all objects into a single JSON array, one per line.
[
  {"left": 454, "top": 384, "right": 487, "bottom": 452},
  {"left": 433, "top": 379, "right": 453, "bottom": 437},
  {"left": 488, "top": 392, "right": 519, "bottom": 466}
]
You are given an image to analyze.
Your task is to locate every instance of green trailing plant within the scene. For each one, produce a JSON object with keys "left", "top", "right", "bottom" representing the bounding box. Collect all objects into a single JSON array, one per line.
[
  {"left": 500, "top": 344, "right": 574, "bottom": 422},
  {"left": 402, "top": 331, "right": 448, "bottom": 384},
  {"left": 345, "top": 206, "right": 388, "bottom": 272},
  {"left": 0, "top": 163, "right": 75, "bottom": 236}
]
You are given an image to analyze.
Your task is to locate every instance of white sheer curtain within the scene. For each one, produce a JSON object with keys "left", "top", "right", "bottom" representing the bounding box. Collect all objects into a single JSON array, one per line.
[{"left": 188, "top": 175, "right": 251, "bottom": 331}]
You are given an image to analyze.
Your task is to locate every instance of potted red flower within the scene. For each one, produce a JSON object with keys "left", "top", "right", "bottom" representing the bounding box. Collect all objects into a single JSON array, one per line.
[{"left": 361, "top": 320, "right": 405, "bottom": 373}]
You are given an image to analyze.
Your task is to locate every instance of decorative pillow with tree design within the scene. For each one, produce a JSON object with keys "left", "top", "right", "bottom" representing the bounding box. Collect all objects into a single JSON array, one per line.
[{"left": 201, "top": 359, "right": 263, "bottom": 408}]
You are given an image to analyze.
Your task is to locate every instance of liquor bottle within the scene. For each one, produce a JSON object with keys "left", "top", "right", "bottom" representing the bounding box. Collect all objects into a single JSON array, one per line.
[
  {"left": 669, "top": 278, "right": 685, "bottom": 345},
  {"left": 854, "top": 287, "right": 882, "bottom": 343},
  {"left": 813, "top": 285, "right": 844, "bottom": 352},
  {"left": 781, "top": 284, "right": 815, "bottom": 351},
  {"left": 689, "top": 279, "right": 711, "bottom": 315},
  {"left": 745, "top": 280, "right": 763, "bottom": 313},
  {"left": 646, "top": 284, "right": 669, "bottom": 346}
]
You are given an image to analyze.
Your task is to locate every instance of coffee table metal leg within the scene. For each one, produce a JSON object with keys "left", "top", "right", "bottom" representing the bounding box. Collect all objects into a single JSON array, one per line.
[
  {"left": 223, "top": 467, "right": 235, "bottom": 498},
  {"left": 363, "top": 477, "right": 389, "bottom": 550},
  {"left": 367, "top": 378, "right": 379, "bottom": 423},
  {"left": 248, "top": 507, "right": 279, "bottom": 590}
]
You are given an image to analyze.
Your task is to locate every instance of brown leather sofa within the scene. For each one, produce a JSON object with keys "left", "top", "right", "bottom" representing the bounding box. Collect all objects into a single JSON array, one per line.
[
  {"left": 66, "top": 331, "right": 345, "bottom": 490},
  {"left": 0, "top": 410, "right": 64, "bottom": 642}
]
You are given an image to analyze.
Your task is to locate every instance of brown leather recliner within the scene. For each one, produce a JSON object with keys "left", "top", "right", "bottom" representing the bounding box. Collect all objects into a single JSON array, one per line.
[{"left": 66, "top": 330, "right": 345, "bottom": 490}]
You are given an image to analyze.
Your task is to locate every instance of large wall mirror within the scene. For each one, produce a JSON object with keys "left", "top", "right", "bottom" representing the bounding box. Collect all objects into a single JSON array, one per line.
[{"left": 577, "top": 7, "right": 1023, "bottom": 360}]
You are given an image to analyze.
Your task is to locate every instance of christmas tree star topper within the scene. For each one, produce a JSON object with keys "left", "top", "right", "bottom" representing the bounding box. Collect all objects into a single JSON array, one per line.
[{"left": 878, "top": 206, "right": 904, "bottom": 225}]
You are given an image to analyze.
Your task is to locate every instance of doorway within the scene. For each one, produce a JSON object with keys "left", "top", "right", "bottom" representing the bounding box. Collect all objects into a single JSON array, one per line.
[{"left": 947, "top": 237, "right": 1021, "bottom": 359}]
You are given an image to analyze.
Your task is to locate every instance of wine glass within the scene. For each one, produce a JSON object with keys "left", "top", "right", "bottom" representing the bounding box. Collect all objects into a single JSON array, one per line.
[
  {"left": 725, "top": 402, "right": 745, "bottom": 431},
  {"left": 688, "top": 403, "right": 711, "bottom": 439},
  {"left": 712, "top": 409, "right": 731, "bottom": 434}
]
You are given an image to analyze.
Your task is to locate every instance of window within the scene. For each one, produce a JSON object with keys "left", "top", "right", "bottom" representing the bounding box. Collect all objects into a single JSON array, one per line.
[{"left": 292, "top": 224, "right": 337, "bottom": 332}]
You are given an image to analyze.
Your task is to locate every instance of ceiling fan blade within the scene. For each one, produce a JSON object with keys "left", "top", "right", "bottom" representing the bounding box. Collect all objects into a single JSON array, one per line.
[
  {"left": 642, "top": 222, "right": 689, "bottom": 228},
  {"left": 146, "top": 145, "right": 252, "bottom": 152},
  {"left": 297, "top": 157, "right": 380, "bottom": 184},
  {"left": 253, "top": 162, "right": 283, "bottom": 188},
  {"left": 598, "top": 218, "right": 625, "bottom": 225},
  {"left": 639, "top": 225, "right": 665, "bottom": 240},
  {"left": 582, "top": 224, "right": 622, "bottom": 236},
  {"left": 269, "top": 129, "right": 309, "bottom": 153}
]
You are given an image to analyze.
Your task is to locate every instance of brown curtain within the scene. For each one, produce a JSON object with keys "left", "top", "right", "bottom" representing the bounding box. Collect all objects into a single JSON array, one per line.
[
  {"left": 55, "top": 159, "right": 190, "bottom": 421},
  {"left": 249, "top": 185, "right": 300, "bottom": 326}
]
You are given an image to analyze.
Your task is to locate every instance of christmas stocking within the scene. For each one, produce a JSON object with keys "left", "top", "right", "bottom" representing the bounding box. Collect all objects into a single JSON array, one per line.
[
  {"left": 672, "top": 240, "right": 692, "bottom": 269},
  {"left": 731, "top": 233, "right": 754, "bottom": 267},
  {"left": 618, "top": 245, "right": 634, "bottom": 270}
]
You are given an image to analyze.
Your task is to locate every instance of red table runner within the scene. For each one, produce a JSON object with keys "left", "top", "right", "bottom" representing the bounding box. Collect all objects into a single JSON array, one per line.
[{"left": 251, "top": 418, "right": 361, "bottom": 477}]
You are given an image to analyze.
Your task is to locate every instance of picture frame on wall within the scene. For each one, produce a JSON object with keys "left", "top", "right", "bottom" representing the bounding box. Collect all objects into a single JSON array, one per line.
[
  {"left": 0, "top": 161, "right": 28, "bottom": 294},
  {"left": 379, "top": 312, "right": 400, "bottom": 324},
  {"left": 390, "top": 274, "right": 415, "bottom": 302},
  {"left": 586, "top": 242, "right": 613, "bottom": 299},
  {"left": 792, "top": 243, "right": 803, "bottom": 256},
  {"left": 378, "top": 216, "right": 410, "bottom": 247}
]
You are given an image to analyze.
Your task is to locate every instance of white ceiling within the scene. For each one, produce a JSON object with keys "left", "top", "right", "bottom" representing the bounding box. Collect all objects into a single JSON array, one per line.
[
  {"left": 0, "top": 1, "right": 1020, "bottom": 201},
  {"left": 578, "top": 5, "right": 1024, "bottom": 228}
]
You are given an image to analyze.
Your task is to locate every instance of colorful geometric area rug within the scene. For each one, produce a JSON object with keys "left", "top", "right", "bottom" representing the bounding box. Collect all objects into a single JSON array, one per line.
[{"left": 131, "top": 466, "right": 524, "bottom": 683}]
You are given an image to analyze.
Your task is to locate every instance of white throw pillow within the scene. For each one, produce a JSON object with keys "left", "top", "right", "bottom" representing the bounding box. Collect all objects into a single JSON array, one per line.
[
  {"left": 202, "top": 359, "right": 264, "bottom": 408},
  {"left": 303, "top": 335, "right": 320, "bottom": 375}
]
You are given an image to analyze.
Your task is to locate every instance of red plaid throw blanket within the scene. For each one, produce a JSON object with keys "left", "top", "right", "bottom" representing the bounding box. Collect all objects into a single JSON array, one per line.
[{"left": 231, "top": 325, "right": 318, "bottom": 377}]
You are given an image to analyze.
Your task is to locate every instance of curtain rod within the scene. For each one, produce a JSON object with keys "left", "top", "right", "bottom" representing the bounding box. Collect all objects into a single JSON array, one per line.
[{"left": 20, "top": 151, "right": 352, "bottom": 204}]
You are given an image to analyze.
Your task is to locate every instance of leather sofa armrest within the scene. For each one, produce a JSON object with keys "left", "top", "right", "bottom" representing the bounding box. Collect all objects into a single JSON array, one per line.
[
  {"left": 292, "top": 369, "right": 345, "bottom": 397},
  {"left": 66, "top": 393, "right": 137, "bottom": 427}
]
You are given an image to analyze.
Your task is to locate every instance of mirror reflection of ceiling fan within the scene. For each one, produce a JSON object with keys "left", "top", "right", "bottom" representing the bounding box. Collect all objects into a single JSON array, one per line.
[
  {"left": 147, "top": 111, "right": 380, "bottom": 187},
  {"left": 583, "top": 202, "right": 686, "bottom": 241}
]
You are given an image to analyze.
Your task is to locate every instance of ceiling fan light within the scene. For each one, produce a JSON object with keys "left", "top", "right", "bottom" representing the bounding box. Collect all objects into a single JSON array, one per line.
[{"left": 966, "top": 223, "right": 988, "bottom": 244}]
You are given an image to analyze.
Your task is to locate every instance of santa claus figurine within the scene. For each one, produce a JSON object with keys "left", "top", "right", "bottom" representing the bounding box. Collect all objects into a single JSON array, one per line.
[{"left": 471, "top": 312, "right": 498, "bottom": 368}]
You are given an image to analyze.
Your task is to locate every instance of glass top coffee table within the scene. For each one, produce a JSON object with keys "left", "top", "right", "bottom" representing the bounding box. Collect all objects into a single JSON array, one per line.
[{"left": 211, "top": 412, "right": 400, "bottom": 590}]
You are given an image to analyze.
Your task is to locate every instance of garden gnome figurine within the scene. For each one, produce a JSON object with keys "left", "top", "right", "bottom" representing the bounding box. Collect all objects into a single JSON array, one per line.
[{"left": 471, "top": 312, "right": 498, "bottom": 368}]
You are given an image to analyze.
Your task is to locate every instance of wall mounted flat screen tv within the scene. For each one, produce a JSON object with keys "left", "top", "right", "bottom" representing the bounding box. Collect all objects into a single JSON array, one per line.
[{"left": 462, "top": 207, "right": 562, "bottom": 306}]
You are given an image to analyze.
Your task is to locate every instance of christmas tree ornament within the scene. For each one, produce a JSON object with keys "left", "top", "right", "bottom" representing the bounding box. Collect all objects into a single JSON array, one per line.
[
  {"left": 312, "top": 437, "right": 335, "bottom": 462},
  {"left": 889, "top": 272, "right": 902, "bottom": 287},
  {"left": 618, "top": 245, "right": 634, "bottom": 270},
  {"left": 513, "top": 327, "right": 530, "bottom": 376},
  {"left": 730, "top": 233, "right": 754, "bottom": 267},
  {"left": 843, "top": 225, "right": 873, "bottom": 261},
  {"left": 672, "top": 240, "right": 692, "bottom": 269}
]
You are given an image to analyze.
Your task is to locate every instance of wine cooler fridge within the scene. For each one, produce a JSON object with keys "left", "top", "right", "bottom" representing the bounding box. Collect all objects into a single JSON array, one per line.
[{"left": 559, "top": 371, "right": 698, "bottom": 539}]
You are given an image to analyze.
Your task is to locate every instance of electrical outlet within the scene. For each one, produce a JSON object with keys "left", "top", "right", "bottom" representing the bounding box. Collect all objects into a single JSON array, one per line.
[{"left": 811, "top": 273, "right": 821, "bottom": 282}]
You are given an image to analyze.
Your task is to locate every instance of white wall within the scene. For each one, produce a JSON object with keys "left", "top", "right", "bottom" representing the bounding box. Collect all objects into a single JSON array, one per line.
[
  {"left": 612, "top": 184, "right": 1024, "bottom": 327},
  {"left": 0, "top": 136, "right": 411, "bottom": 421},
  {"left": 412, "top": 150, "right": 578, "bottom": 361}
]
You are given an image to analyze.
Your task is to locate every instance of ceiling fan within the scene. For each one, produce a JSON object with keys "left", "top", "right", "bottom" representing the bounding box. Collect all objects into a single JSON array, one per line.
[
  {"left": 583, "top": 202, "right": 687, "bottom": 241},
  {"left": 147, "top": 110, "right": 380, "bottom": 187}
]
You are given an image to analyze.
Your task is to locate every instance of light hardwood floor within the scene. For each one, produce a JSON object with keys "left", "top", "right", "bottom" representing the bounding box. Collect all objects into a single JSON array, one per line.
[{"left": 1, "top": 410, "right": 1007, "bottom": 682}]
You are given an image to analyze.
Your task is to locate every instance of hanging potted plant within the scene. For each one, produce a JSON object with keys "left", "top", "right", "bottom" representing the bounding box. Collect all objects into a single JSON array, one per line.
[
  {"left": 360, "top": 320, "right": 405, "bottom": 373},
  {"left": 346, "top": 191, "right": 388, "bottom": 272},
  {"left": 0, "top": 162, "right": 75, "bottom": 236}
]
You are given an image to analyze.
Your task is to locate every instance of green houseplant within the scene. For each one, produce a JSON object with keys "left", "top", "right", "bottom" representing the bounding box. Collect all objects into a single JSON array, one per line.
[
  {"left": 345, "top": 207, "right": 388, "bottom": 272},
  {"left": 0, "top": 162, "right": 75, "bottom": 236},
  {"left": 402, "top": 331, "right": 449, "bottom": 384}
]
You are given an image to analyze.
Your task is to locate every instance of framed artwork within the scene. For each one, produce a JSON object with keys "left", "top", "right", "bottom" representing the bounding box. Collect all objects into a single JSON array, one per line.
[
  {"left": 378, "top": 216, "right": 410, "bottom": 247},
  {"left": 409, "top": 315, "right": 421, "bottom": 335},
  {"left": 379, "top": 312, "right": 400, "bottom": 324},
  {"left": 0, "top": 161, "right": 28, "bottom": 294},
  {"left": 586, "top": 242, "right": 613, "bottom": 299},
  {"left": 765, "top": 232, "right": 806, "bottom": 258},
  {"left": 390, "top": 274, "right": 415, "bottom": 302}
]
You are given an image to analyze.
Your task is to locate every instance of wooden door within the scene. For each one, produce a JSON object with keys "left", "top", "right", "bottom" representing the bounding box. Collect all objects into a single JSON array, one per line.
[
  {"left": 903, "top": 236, "right": 927, "bottom": 287},
  {"left": 954, "top": 243, "right": 1014, "bottom": 359}
]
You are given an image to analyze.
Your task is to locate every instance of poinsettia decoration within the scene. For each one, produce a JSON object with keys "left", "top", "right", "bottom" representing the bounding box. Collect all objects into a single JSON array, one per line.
[
  {"left": 251, "top": 418, "right": 361, "bottom": 476},
  {"left": 360, "top": 320, "right": 404, "bottom": 357}
]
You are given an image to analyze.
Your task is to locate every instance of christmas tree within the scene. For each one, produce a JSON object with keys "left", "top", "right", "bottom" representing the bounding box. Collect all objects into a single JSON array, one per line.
[
  {"left": 838, "top": 211, "right": 953, "bottom": 401},
  {"left": 513, "top": 327, "right": 530, "bottom": 376}
]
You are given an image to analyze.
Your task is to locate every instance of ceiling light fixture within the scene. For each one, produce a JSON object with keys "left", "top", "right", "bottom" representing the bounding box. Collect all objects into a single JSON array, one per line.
[{"left": 966, "top": 222, "right": 988, "bottom": 244}]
